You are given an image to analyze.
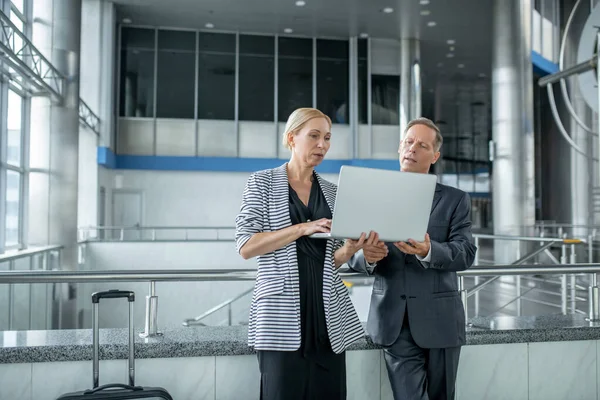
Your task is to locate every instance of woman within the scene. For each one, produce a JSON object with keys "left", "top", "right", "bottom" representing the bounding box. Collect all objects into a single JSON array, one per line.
[{"left": 235, "top": 108, "right": 366, "bottom": 399}]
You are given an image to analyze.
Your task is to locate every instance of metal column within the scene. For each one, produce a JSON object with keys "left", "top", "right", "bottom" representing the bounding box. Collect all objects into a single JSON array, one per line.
[
  {"left": 399, "top": 38, "right": 421, "bottom": 138},
  {"left": 491, "top": 0, "right": 536, "bottom": 263}
]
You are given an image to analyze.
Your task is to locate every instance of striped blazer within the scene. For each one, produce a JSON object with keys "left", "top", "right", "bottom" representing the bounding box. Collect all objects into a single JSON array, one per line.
[{"left": 235, "top": 163, "right": 364, "bottom": 353}]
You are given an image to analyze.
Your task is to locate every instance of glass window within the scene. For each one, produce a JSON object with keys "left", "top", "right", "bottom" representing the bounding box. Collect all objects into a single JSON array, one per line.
[
  {"left": 371, "top": 74, "right": 399, "bottom": 125},
  {"left": 317, "top": 39, "right": 349, "bottom": 124},
  {"left": 156, "top": 30, "right": 196, "bottom": 119},
  {"left": 7, "top": 90, "right": 22, "bottom": 167},
  {"left": 278, "top": 37, "right": 312, "bottom": 122},
  {"left": 357, "top": 38, "right": 368, "bottom": 124},
  {"left": 5, "top": 170, "right": 20, "bottom": 247},
  {"left": 11, "top": 0, "right": 24, "bottom": 15},
  {"left": 119, "top": 27, "right": 156, "bottom": 118},
  {"left": 197, "top": 32, "right": 235, "bottom": 120},
  {"left": 239, "top": 35, "right": 274, "bottom": 121}
]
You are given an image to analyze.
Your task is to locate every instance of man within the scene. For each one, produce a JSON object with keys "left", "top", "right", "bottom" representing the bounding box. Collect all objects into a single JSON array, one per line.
[{"left": 348, "top": 117, "right": 476, "bottom": 400}]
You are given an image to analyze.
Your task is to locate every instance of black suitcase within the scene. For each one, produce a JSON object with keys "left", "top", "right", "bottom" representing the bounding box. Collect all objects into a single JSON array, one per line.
[{"left": 56, "top": 290, "right": 173, "bottom": 400}]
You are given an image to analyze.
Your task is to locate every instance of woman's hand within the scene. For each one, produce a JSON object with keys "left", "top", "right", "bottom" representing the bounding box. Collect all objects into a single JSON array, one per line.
[
  {"left": 333, "top": 232, "right": 366, "bottom": 268},
  {"left": 301, "top": 218, "right": 332, "bottom": 236}
]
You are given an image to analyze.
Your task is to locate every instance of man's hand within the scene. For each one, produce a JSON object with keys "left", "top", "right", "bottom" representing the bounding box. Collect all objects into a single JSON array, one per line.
[
  {"left": 394, "top": 234, "right": 430, "bottom": 258},
  {"left": 363, "top": 231, "right": 388, "bottom": 264}
]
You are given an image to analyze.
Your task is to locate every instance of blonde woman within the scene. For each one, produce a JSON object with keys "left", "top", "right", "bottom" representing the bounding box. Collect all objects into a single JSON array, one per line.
[{"left": 235, "top": 108, "right": 366, "bottom": 399}]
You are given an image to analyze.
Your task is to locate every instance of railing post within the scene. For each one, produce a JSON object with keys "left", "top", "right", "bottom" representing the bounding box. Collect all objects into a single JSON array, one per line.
[
  {"left": 561, "top": 274, "right": 568, "bottom": 315},
  {"left": 473, "top": 237, "right": 479, "bottom": 317},
  {"left": 588, "top": 273, "right": 600, "bottom": 322},
  {"left": 459, "top": 276, "right": 469, "bottom": 326},
  {"left": 589, "top": 233, "right": 594, "bottom": 264},
  {"left": 152, "top": 229, "right": 156, "bottom": 241},
  {"left": 139, "top": 281, "right": 162, "bottom": 338},
  {"left": 228, "top": 303, "right": 232, "bottom": 326},
  {"left": 570, "top": 244, "right": 577, "bottom": 313}
]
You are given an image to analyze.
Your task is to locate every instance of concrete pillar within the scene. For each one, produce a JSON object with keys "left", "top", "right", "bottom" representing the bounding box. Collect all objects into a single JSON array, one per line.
[
  {"left": 78, "top": 0, "right": 116, "bottom": 232},
  {"left": 492, "top": 0, "right": 536, "bottom": 262},
  {"left": 399, "top": 38, "right": 421, "bottom": 138},
  {"left": 29, "top": 0, "right": 81, "bottom": 270}
]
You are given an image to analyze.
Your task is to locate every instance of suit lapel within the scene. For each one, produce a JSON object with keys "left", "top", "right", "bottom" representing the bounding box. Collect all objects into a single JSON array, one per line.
[{"left": 430, "top": 184, "right": 442, "bottom": 215}]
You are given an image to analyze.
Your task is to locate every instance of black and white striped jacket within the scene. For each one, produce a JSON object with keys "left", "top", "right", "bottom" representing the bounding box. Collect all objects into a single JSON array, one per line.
[{"left": 235, "top": 163, "right": 365, "bottom": 353}]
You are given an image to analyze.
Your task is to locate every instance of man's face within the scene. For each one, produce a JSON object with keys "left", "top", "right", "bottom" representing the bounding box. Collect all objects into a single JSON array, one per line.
[{"left": 398, "top": 124, "right": 441, "bottom": 174}]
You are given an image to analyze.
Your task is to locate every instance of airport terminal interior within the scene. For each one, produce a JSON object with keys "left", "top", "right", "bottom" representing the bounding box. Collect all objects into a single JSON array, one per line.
[{"left": 1, "top": 0, "right": 600, "bottom": 398}]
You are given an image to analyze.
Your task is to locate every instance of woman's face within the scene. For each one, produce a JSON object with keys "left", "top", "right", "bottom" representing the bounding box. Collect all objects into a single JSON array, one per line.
[{"left": 288, "top": 117, "right": 331, "bottom": 167}]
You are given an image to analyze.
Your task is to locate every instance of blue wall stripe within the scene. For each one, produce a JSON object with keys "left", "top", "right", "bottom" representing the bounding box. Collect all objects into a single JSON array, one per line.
[
  {"left": 97, "top": 146, "right": 116, "bottom": 169},
  {"left": 97, "top": 147, "right": 492, "bottom": 174},
  {"left": 97, "top": 147, "right": 400, "bottom": 173},
  {"left": 531, "top": 50, "right": 559, "bottom": 76}
]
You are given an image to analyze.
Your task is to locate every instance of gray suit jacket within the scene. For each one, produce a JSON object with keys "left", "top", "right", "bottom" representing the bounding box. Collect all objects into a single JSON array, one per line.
[{"left": 348, "top": 182, "right": 477, "bottom": 349}]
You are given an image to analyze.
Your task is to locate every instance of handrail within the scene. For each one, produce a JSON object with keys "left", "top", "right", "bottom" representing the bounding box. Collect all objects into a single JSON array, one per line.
[
  {"left": 182, "top": 287, "right": 254, "bottom": 327},
  {"left": 466, "top": 241, "right": 557, "bottom": 298},
  {"left": 0, "top": 245, "right": 63, "bottom": 262},
  {"left": 81, "top": 226, "right": 235, "bottom": 230},
  {"left": 0, "top": 265, "right": 600, "bottom": 284},
  {"left": 472, "top": 234, "right": 583, "bottom": 243}
]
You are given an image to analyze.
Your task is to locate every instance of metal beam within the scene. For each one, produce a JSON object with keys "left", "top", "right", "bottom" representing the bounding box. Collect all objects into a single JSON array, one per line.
[
  {"left": 0, "top": 9, "right": 63, "bottom": 98},
  {"left": 0, "top": 10, "right": 100, "bottom": 135},
  {"left": 79, "top": 98, "right": 100, "bottom": 135}
]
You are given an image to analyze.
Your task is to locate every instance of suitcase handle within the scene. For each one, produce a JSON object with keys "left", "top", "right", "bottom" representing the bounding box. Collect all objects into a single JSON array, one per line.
[
  {"left": 84, "top": 383, "right": 143, "bottom": 395},
  {"left": 91, "top": 290, "right": 136, "bottom": 389},
  {"left": 92, "top": 290, "right": 135, "bottom": 303}
]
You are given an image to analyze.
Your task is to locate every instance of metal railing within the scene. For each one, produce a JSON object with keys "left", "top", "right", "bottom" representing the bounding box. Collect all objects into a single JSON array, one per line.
[
  {"left": 0, "top": 264, "right": 599, "bottom": 337},
  {"left": 182, "top": 287, "right": 253, "bottom": 327},
  {"left": 78, "top": 226, "right": 235, "bottom": 242},
  {"left": 0, "top": 245, "right": 63, "bottom": 331}
]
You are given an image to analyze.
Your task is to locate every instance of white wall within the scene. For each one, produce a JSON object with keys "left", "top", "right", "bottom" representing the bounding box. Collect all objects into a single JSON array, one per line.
[
  {"left": 118, "top": 119, "right": 357, "bottom": 160},
  {"left": 2, "top": 340, "right": 598, "bottom": 400},
  {"left": 77, "top": 126, "right": 99, "bottom": 229},
  {"left": 99, "top": 168, "right": 339, "bottom": 227}
]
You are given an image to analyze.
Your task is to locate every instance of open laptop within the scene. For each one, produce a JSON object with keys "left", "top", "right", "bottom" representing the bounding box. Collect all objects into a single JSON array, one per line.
[{"left": 310, "top": 165, "right": 437, "bottom": 243}]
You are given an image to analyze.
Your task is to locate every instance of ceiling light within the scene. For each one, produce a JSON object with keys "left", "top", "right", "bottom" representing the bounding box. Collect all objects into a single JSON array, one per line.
[
  {"left": 458, "top": 64, "right": 465, "bottom": 68},
  {"left": 449, "top": 46, "right": 455, "bottom": 51},
  {"left": 446, "top": 53, "right": 454, "bottom": 58},
  {"left": 447, "top": 39, "right": 455, "bottom": 45},
  {"left": 205, "top": 23, "right": 214, "bottom": 29},
  {"left": 437, "top": 62, "right": 444, "bottom": 67},
  {"left": 420, "top": 10, "right": 431, "bottom": 15},
  {"left": 427, "top": 21, "right": 437, "bottom": 27},
  {"left": 382, "top": 7, "right": 394, "bottom": 13},
  {"left": 295, "top": 0, "right": 306, "bottom": 5},
  {"left": 420, "top": 0, "right": 430, "bottom": 4},
  {"left": 479, "top": 73, "right": 487, "bottom": 78},
  {"left": 284, "top": 28, "right": 293, "bottom": 33},
  {"left": 122, "top": 18, "right": 132, "bottom": 24},
  {"left": 359, "top": 32, "right": 369, "bottom": 38}
]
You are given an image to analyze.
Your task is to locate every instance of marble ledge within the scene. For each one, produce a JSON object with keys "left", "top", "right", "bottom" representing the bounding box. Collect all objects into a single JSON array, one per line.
[{"left": 2, "top": 314, "right": 600, "bottom": 364}]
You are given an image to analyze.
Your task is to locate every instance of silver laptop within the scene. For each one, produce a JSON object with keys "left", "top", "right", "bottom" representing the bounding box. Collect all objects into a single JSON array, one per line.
[{"left": 311, "top": 165, "right": 437, "bottom": 243}]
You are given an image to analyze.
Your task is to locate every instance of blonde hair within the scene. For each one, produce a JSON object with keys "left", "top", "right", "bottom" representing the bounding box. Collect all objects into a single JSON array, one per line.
[
  {"left": 282, "top": 108, "right": 332, "bottom": 150},
  {"left": 404, "top": 117, "right": 443, "bottom": 151}
]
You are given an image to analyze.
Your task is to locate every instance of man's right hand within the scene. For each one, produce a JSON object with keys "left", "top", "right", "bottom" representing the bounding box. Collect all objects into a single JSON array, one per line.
[{"left": 363, "top": 231, "right": 388, "bottom": 264}]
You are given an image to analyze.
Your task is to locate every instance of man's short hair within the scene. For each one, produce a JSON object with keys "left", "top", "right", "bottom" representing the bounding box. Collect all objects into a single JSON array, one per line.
[{"left": 404, "top": 117, "right": 443, "bottom": 152}]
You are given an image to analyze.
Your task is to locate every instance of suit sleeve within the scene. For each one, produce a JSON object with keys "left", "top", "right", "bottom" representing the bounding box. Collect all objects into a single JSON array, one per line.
[
  {"left": 347, "top": 249, "right": 378, "bottom": 275},
  {"left": 235, "top": 173, "right": 265, "bottom": 254},
  {"left": 428, "top": 192, "right": 477, "bottom": 272}
]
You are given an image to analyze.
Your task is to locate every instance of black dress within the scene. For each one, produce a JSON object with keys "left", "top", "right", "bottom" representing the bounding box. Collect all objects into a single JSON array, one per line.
[{"left": 257, "top": 176, "right": 347, "bottom": 400}]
